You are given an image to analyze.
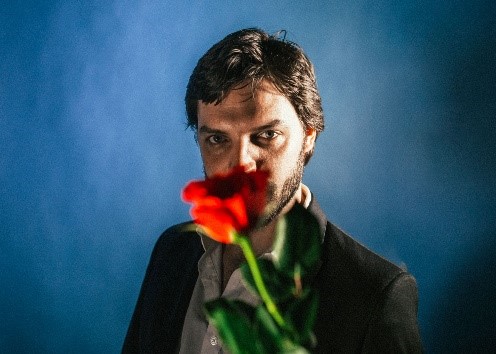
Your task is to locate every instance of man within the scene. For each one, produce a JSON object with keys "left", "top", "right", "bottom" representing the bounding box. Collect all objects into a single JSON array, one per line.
[{"left": 123, "top": 28, "right": 422, "bottom": 353}]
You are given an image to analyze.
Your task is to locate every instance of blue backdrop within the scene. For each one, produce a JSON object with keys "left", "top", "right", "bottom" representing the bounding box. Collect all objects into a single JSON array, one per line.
[{"left": 1, "top": 1, "right": 495, "bottom": 352}]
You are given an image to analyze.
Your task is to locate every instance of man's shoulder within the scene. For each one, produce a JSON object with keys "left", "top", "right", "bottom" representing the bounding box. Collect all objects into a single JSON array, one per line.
[
  {"left": 314, "top": 222, "right": 421, "bottom": 352},
  {"left": 148, "top": 221, "right": 204, "bottom": 268},
  {"left": 154, "top": 221, "right": 202, "bottom": 247},
  {"left": 325, "top": 222, "right": 407, "bottom": 283},
  {"left": 308, "top": 196, "right": 409, "bottom": 289},
  {"left": 124, "top": 222, "right": 204, "bottom": 353}
]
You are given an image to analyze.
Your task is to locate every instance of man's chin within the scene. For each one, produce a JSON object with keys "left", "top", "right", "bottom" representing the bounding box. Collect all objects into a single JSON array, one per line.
[{"left": 260, "top": 188, "right": 298, "bottom": 228}]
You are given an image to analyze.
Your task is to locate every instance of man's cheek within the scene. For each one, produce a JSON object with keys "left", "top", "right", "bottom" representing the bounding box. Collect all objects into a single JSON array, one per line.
[{"left": 203, "top": 161, "right": 231, "bottom": 178}]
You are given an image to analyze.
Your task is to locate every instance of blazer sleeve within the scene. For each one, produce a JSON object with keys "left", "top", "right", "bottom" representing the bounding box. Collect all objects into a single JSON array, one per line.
[
  {"left": 122, "top": 226, "right": 203, "bottom": 353},
  {"left": 122, "top": 241, "right": 157, "bottom": 354},
  {"left": 363, "top": 272, "right": 423, "bottom": 353}
]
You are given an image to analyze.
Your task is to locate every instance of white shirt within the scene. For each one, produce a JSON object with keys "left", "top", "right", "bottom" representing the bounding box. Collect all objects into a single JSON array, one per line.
[{"left": 178, "top": 184, "right": 312, "bottom": 353}]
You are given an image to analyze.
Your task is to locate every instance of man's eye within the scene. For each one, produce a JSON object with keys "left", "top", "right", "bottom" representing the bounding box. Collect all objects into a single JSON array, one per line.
[
  {"left": 258, "top": 130, "right": 279, "bottom": 139},
  {"left": 207, "top": 135, "right": 227, "bottom": 144}
]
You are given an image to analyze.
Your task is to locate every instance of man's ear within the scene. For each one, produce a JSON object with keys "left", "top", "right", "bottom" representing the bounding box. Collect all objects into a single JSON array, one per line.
[{"left": 303, "top": 128, "right": 317, "bottom": 153}]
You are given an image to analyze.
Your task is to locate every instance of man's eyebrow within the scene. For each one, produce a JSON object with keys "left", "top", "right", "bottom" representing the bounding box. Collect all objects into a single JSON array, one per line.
[
  {"left": 198, "top": 119, "right": 284, "bottom": 134},
  {"left": 198, "top": 125, "right": 225, "bottom": 134},
  {"left": 254, "top": 119, "right": 284, "bottom": 131}
]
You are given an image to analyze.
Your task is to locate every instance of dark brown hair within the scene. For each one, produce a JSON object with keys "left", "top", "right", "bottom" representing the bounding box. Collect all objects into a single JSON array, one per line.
[
  {"left": 185, "top": 28, "right": 324, "bottom": 132},
  {"left": 185, "top": 28, "right": 324, "bottom": 159}
]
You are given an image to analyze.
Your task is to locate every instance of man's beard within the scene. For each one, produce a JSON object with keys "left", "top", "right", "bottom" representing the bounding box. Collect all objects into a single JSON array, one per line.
[
  {"left": 261, "top": 146, "right": 306, "bottom": 227},
  {"left": 201, "top": 144, "right": 307, "bottom": 228}
]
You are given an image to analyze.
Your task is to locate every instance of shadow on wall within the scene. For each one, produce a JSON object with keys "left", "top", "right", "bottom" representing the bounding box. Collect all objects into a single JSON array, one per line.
[
  {"left": 425, "top": 4, "right": 496, "bottom": 352},
  {"left": 428, "top": 13, "right": 496, "bottom": 185},
  {"left": 429, "top": 231, "right": 496, "bottom": 352}
]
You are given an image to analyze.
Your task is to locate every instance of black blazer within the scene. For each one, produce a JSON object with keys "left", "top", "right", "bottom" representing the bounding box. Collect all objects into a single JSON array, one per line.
[{"left": 123, "top": 198, "right": 422, "bottom": 353}]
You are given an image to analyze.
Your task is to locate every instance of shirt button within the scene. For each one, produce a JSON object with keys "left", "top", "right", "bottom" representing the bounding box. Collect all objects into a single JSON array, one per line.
[{"left": 210, "top": 336, "right": 218, "bottom": 346}]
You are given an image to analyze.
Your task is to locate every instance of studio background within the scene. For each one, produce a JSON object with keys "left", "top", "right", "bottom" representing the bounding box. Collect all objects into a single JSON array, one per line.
[{"left": 1, "top": 1, "right": 495, "bottom": 352}]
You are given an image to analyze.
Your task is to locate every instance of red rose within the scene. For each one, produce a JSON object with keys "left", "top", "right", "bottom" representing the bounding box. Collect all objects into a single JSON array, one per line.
[{"left": 182, "top": 166, "right": 269, "bottom": 243}]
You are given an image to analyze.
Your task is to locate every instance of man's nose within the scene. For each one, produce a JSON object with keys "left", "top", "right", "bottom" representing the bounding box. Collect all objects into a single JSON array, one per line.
[{"left": 232, "top": 139, "right": 257, "bottom": 172}]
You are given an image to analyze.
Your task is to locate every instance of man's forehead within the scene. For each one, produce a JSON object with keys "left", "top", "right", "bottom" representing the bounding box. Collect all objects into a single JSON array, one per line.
[
  {"left": 197, "top": 96, "right": 257, "bottom": 117},
  {"left": 195, "top": 79, "right": 302, "bottom": 133},
  {"left": 201, "top": 80, "right": 284, "bottom": 106},
  {"left": 198, "top": 86, "right": 290, "bottom": 116}
]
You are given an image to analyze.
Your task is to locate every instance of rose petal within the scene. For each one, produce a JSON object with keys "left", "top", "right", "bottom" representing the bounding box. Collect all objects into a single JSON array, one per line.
[{"left": 181, "top": 166, "right": 269, "bottom": 243}]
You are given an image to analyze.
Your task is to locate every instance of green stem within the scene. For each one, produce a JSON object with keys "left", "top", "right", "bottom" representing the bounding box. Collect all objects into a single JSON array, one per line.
[{"left": 234, "top": 233, "right": 287, "bottom": 329}]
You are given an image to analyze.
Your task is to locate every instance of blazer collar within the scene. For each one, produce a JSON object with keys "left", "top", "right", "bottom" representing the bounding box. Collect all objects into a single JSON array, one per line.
[{"left": 307, "top": 193, "right": 328, "bottom": 240}]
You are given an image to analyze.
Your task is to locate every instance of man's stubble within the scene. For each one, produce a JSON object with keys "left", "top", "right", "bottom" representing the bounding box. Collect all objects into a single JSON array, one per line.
[
  {"left": 200, "top": 142, "right": 307, "bottom": 228},
  {"left": 262, "top": 143, "right": 306, "bottom": 227}
]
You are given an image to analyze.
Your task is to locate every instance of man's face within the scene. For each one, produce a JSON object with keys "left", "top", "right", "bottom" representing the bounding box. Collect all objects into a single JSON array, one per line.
[{"left": 197, "top": 80, "right": 316, "bottom": 222}]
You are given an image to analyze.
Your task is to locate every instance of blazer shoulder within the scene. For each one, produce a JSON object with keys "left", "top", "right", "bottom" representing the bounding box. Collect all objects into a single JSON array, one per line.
[
  {"left": 152, "top": 221, "right": 203, "bottom": 256},
  {"left": 143, "top": 221, "right": 204, "bottom": 289},
  {"left": 324, "top": 221, "right": 408, "bottom": 288},
  {"left": 314, "top": 222, "right": 421, "bottom": 352}
]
